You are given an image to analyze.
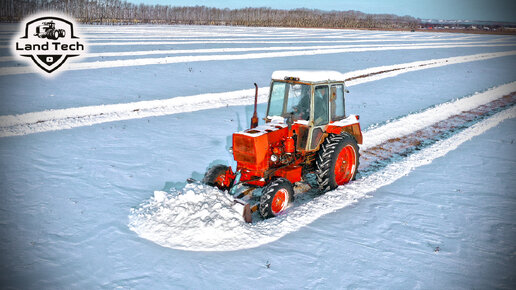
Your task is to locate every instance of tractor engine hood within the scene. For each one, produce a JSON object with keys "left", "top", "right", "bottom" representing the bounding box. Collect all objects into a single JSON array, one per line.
[{"left": 232, "top": 121, "right": 289, "bottom": 172}]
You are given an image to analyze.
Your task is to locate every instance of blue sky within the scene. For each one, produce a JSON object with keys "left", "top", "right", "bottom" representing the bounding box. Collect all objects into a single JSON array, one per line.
[{"left": 128, "top": 0, "right": 516, "bottom": 22}]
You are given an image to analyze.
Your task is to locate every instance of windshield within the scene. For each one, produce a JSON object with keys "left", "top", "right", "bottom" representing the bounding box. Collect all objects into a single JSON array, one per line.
[{"left": 267, "top": 81, "right": 311, "bottom": 121}]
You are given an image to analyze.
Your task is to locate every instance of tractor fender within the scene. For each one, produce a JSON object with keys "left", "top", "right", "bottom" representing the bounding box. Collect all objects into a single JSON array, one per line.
[{"left": 326, "top": 115, "right": 362, "bottom": 144}]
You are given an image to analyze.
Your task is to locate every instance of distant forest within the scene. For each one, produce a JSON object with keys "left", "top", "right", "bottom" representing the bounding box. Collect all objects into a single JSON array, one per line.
[{"left": 1, "top": 0, "right": 420, "bottom": 29}]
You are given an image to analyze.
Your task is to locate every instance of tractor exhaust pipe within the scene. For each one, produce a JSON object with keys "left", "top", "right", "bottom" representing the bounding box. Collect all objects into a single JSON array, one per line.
[{"left": 250, "top": 83, "right": 259, "bottom": 129}]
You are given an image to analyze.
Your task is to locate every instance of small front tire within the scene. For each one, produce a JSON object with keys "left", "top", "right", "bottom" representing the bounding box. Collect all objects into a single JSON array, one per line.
[
  {"left": 202, "top": 164, "right": 231, "bottom": 190},
  {"left": 259, "top": 178, "right": 294, "bottom": 219}
]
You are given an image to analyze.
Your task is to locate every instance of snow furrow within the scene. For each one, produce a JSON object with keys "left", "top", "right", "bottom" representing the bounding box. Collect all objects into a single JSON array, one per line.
[
  {"left": 2, "top": 42, "right": 515, "bottom": 75},
  {"left": 0, "top": 41, "right": 505, "bottom": 63},
  {"left": 0, "top": 51, "right": 515, "bottom": 137},
  {"left": 76, "top": 35, "right": 453, "bottom": 41},
  {"left": 128, "top": 104, "right": 516, "bottom": 251},
  {"left": 0, "top": 36, "right": 487, "bottom": 49}
]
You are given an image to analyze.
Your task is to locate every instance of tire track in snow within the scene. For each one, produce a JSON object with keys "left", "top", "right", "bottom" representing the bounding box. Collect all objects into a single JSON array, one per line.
[
  {"left": 358, "top": 93, "right": 515, "bottom": 173},
  {"left": 1, "top": 42, "right": 515, "bottom": 75},
  {"left": 128, "top": 99, "right": 516, "bottom": 252},
  {"left": 1, "top": 51, "right": 515, "bottom": 137}
]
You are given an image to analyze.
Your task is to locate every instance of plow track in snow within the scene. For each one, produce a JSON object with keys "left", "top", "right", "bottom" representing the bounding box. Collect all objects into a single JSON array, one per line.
[{"left": 359, "top": 93, "right": 515, "bottom": 175}]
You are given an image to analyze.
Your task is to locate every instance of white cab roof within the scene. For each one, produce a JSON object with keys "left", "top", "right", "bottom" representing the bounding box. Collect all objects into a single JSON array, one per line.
[{"left": 271, "top": 70, "right": 346, "bottom": 83}]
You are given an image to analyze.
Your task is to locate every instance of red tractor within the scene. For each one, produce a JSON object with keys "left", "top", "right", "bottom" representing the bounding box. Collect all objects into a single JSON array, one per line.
[{"left": 203, "top": 70, "right": 362, "bottom": 222}]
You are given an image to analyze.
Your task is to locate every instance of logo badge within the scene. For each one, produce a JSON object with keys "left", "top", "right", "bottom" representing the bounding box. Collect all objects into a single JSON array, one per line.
[{"left": 13, "top": 13, "right": 86, "bottom": 75}]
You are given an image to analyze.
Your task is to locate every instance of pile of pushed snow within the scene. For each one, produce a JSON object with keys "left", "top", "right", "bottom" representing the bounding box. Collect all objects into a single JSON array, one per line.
[
  {"left": 129, "top": 184, "right": 253, "bottom": 250},
  {"left": 128, "top": 179, "right": 360, "bottom": 252}
]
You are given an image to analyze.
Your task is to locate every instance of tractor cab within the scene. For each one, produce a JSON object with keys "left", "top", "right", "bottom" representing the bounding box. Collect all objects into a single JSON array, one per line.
[
  {"left": 35, "top": 22, "right": 54, "bottom": 34},
  {"left": 266, "top": 70, "right": 353, "bottom": 151}
]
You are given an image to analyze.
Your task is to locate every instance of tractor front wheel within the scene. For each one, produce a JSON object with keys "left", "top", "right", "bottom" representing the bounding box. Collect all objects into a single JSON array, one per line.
[
  {"left": 315, "top": 133, "right": 359, "bottom": 192},
  {"left": 259, "top": 178, "right": 294, "bottom": 219},
  {"left": 202, "top": 164, "right": 231, "bottom": 191}
]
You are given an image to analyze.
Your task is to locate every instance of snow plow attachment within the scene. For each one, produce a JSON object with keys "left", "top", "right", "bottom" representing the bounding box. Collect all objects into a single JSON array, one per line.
[
  {"left": 232, "top": 199, "right": 253, "bottom": 223},
  {"left": 202, "top": 164, "right": 296, "bottom": 223},
  {"left": 202, "top": 165, "right": 257, "bottom": 223}
]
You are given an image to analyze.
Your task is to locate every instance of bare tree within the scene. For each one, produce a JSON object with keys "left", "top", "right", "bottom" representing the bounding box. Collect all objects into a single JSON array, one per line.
[{"left": 1, "top": 0, "right": 423, "bottom": 29}]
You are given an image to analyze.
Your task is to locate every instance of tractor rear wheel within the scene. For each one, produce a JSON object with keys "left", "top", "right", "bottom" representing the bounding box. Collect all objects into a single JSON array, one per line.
[
  {"left": 315, "top": 133, "right": 359, "bottom": 192},
  {"left": 202, "top": 164, "right": 231, "bottom": 191},
  {"left": 259, "top": 178, "right": 294, "bottom": 219}
]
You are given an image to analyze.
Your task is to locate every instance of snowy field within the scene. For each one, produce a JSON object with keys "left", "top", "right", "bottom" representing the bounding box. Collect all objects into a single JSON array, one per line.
[{"left": 0, "top": 25, "right": 515, "bottom": 288}]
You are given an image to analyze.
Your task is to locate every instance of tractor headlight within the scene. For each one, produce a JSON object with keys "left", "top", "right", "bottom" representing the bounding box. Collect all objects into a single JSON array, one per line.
[
  {"left": 270, "top": 154, "right": 278, "bottom": 162},
  {"left": 228, "top": 147, "right": 233, "bottom": 153}
]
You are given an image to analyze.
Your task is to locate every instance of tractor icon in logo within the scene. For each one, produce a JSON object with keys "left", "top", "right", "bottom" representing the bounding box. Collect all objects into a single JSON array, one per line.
[{"left": 34, "top": 21, "right": 66, "bottom": 40}]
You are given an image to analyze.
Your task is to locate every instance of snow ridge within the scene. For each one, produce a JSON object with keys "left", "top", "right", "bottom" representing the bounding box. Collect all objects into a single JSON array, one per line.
[
  {"left": 1, "top": 43, "right": 514, "bottom": 76},
  {"left": 1, "top": 51, "right": 514, "bottom": 137},
  {"left": 0, "top": 40, "right": 504, "bottom": 62},
  {"left": 128, "top": 105, "right": 516, "bottom": 251}
]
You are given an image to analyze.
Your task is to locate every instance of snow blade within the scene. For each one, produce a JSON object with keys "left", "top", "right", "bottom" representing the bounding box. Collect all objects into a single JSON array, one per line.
[{"left": 232, "top": 198, "right": 253, "bottom": 223}]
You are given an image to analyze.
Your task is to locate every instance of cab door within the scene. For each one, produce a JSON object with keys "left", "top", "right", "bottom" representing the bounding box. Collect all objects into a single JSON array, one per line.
[
  {"left": 330, "top": 84, "right": 345, "bottom": 121},
  {"left": 307, "top": 85, "right": 330, "bottom": 151}
]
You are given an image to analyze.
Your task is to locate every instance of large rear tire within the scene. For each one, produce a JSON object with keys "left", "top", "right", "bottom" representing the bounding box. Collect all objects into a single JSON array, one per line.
[
  {"left": 202, "top": 164, "right": 231, "bottom": 191},
  {"left": 259, "top": 178, "right": 294, "bottom": 219},
  {"left": 315, "top": 133, "right": 359, "bottom": 192}
]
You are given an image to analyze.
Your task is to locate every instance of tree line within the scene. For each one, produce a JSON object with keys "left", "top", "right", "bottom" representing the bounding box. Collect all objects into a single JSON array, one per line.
[{"left": 1, "top": 0, "right": 420, "bottom": 29}]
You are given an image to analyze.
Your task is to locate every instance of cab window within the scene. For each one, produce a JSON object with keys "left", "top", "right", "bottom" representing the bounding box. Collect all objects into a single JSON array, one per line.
[
  {"left": 267, "top": 81, "right": 311, "bottom": 120},
  {"left": 286, "top": 83, "right": 311, "bottom": 121},
  {"left": 268, "top": 82, "right": 286, "bottom": 116},
  {"left": 313, "top": 85, "right": 329, "bottom": 126},
  {"left": 331, "top": 84, "right": 345, "bottom": 121}
]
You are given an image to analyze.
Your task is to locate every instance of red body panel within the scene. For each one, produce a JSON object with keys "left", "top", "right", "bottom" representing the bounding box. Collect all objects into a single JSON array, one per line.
[
  {"left": 273, "top": 166, "right": 302, "bottom": 183},
  {"left": 326, "top": 123, "right": 363, "bottom": 144}
]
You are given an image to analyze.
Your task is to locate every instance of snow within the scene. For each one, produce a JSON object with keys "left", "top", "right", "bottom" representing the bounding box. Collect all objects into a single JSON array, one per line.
[
  {"left": 344, "top": 50, "right": 516, "bottom": 86},
  {"left": 237, "top": 122, "right": 286, "bottom": 137},
  {"left": 1, "top": 51, "right": 514, "bottom": 137},
  {"left": 0, "top": 24, "right": 515, "bottom": 288},
  {"left": 2, "top": 42, "right": 515, "bottom": 76},
  {"left": 331, "top": 114, "right": 360, "bottom": 126},
  {"left": 271, "top": 69, "right": 347, "bottom": 82}
]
